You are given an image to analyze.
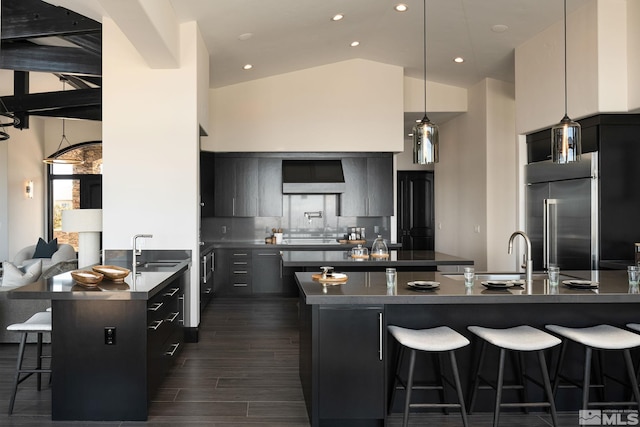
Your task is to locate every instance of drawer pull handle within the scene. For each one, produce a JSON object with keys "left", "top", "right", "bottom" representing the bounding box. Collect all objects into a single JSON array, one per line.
[
  {"left": 166, "top": 312, "right": 180, "bottom": 323},
  {"left": 232, "top": 253, "right": 248, "bottom": 256},
  {"left": 148, "top": 320, "right": 163, "bottom": 330},
  {"left": 234, "top": 283, "right": 248, "bottom": 287},
  {"left": 257, "top": 253, "right": 278, "bottom": 256},
  {"left": 233, "top": 270, "right": 248, "bottom": 274},
  {"left": 233, "top": 261, "right": 248, "bottom": 265},
  {"left": 205, "top": 288, "right": 212, "bottom": 294},
  {"left": 148, "top": 302, "right": 163, "bottom": 311},
  {"left": 164, "top": 288, "right": 179, "bottom": 297},
  {"left": 165, "top": 343, "right": 180, "bottom": 357}
]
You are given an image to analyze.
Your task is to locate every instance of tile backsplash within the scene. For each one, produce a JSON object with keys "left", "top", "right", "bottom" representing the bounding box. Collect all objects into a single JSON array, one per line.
[{"left": 201, "top": 194, "right": 390, "bottom": 242}]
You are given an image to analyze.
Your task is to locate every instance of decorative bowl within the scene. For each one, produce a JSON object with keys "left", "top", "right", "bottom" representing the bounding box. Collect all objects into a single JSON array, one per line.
[
  {"left": 71, "top": 270, "right": 104, "bottom": 286},
  {"left": 92, "top": 265, "right": 130, "bottom": 281}
]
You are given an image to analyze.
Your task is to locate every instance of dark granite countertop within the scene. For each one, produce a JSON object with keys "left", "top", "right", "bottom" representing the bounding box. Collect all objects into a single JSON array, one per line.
[
  {"left": 297, "top": 269, "right": 638, "bottom": 305},
  {"left": 282, "top": 250, "right": 473, "bottom": 267},
  {"left": 7, "top": 260, "right": 190, "bottom": 301}
]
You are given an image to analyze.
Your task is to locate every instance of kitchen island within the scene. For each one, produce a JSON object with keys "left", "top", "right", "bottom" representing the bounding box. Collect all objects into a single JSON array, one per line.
[
  {"left": 282, "top": 249, "right": 473, "bottom": 271},
  {"left": 297, "top": 269, "right": 640, "bottom": 426},
  {"left": 8, "top": 260, "right": 189, "bottom": 421}
]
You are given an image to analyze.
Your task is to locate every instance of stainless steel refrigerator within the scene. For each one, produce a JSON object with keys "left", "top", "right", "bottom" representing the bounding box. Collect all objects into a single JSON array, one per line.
[{"left": 525, "top": 153, "right": 598, "bottom": 270}]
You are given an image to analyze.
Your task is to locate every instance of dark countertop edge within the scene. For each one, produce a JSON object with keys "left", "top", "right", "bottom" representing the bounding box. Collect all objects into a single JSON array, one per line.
[
  {"left": 7, "top": 261, "right": 189, "bottom": 301},
  {"left": 282, "top": 259, "right": 473, "bottom": 267},
  {"left": 301, "top": 293, "right": 629, "bottom": 305},
  {"left": 206, "top": 241, "right": 402, "bottom": 250}
]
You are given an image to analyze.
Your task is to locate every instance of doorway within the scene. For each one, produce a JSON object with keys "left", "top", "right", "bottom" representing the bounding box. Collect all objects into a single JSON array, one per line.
[{"left": 397, "top": 171, "right": 434, "bottom": 250}]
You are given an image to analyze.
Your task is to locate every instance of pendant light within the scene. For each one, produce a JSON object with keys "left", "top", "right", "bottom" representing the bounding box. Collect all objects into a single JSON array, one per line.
[
  {"left": 43, "top": 78, "right": 83, "bottom": 165},
  {"left": 413, "top": 0, "right": 439, "bottom": 164},
  {"left": 0, "top": 98, "right": 20, "bottom": 141},
  {"left": 551, "top": 0, "right": 581, "bottom": 164}
]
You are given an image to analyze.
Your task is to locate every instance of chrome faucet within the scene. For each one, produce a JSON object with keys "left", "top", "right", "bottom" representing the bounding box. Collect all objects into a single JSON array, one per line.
[
  {"left": 508, "top": 231, "right": 533, "bottom": 283},
  {"left": 132, "top": 234, "right": 153, "bottom": 275},
  {"left": 304, "top": 211, "right": 323, "bottom": 223}
]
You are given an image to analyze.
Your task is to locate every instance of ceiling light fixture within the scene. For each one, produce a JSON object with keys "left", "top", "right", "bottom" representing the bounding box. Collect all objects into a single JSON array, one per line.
[
  {"left": 453, "top": 57, "right": 464, "bottom": 63},
  {"left": 331, "top": 13, "right": 344, "bottom": 21},
  {"left": 0, "top": 97, "right": 20, "bottom": 141},
  {"left": 395, "top": 4, "right": 408, "bottom": 12},
  {"left": 350, "top": 41, "right": 360, "bottom": 47},
  {"left": 243, "top": 64, "right": 253, "bottom": 70},
  {"left": 551, "top": 0, "right": 581, "bottom": 164},
  {"left": 43, "top": 77, "right": 83, "bottom": 165},
  {"left": 413, "top": 0, "right": 439, "bottom": 165}
]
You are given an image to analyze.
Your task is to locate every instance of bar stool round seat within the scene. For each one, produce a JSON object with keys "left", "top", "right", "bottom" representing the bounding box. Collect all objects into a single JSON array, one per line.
[
  {"left": 545, "top": 324, "right": 640, "bottom": 411},
  {"left": 6, "top": 311, "right": 52, "bottom": 415},
  {"left": 388, "top": 325, "right": 470, "bottom": 427},
  {"left": 467, "top": 325, "right": 560, "bottom": 427}
]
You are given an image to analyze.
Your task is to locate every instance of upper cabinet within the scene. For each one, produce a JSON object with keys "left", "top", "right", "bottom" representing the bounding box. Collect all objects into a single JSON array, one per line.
[
  {"left": 208, "top": 155, "right": 282, "bottom": 217},
  {"left": 200, "top": 151, "right": 216, "bottom": 217},
  {"left": 340, "top": 154, "right": 393, "bottom": 217}
]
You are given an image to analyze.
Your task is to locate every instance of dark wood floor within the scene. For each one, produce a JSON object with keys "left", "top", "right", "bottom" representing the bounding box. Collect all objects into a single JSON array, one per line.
[{"left": 0, "top": 297, "right": 582, "bottom": 426}]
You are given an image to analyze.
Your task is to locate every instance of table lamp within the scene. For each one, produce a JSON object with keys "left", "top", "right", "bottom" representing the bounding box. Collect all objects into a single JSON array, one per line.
[{"left": 62, "top": 209, "right": 103, "bottom": 268}]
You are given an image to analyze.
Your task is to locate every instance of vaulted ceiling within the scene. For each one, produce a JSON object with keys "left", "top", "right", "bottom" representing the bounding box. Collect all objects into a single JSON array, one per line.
[{"left": 0, "top": 0, "right": 102, "bottom": 129}]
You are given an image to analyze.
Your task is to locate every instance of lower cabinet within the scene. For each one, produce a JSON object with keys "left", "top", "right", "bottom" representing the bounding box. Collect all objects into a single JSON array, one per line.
[
  {"left": 51, "top": 273, "right": 185, "bottom": 421},
  {"left": 300, "top": 303, "right": 385, "bottom": 426},
  {"left": 252, "top": 249, "right": 283, "bottom": 294}
]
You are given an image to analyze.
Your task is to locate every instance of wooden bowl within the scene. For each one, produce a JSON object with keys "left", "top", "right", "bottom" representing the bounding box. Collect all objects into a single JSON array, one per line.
[
  {"left": 71, "top": 270, "right": 104, "bottom": 286},
  {"left": 92, "top": 265, "right": 130, "bottom": 281}
]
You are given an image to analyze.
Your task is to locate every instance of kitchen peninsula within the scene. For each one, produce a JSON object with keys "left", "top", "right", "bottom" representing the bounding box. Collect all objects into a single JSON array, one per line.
[
  {"left": 8, "top": 260, "right": 190, "bottom": 421},
  {"left": 297, "top": 270, "right": 640, "bottom": 427}
]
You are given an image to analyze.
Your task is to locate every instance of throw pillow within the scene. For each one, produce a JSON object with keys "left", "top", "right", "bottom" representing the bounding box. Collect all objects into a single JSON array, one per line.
[
  {"left": 1, "top": 260, "right": 42, "bottom": 287},
  {"left": 33, "top": 238, "right": 58, "bottom": 259}
]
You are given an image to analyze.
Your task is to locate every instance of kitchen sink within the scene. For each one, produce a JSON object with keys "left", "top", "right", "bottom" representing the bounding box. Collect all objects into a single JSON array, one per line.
[
  {"left": 135, "top": 261, "right": 183, "bottom": 272},
  {"left": 443, "top": 272, "right": 572, "bottom": 281},
  {"left": 282, "top": 239, "right": 341, "bottom": 245}
]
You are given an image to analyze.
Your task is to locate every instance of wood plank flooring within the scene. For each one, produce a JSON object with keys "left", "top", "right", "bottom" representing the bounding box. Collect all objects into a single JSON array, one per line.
[{"left": 0, "top": 297, "right": 582, "bottom": 426}]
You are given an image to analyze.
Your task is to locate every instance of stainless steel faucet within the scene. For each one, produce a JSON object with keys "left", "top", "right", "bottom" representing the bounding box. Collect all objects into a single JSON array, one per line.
[
  {"left": 304, "top": 211, "right": 323, "bottom": 223},
  {"left": 132, "top": 234, "right": 153, "bottom": 275},
  {"left": 508, "top": 231, "right": 533, "bottom": 283}
]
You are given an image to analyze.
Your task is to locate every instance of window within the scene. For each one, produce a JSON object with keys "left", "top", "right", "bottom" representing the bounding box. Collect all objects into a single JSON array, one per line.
[{"left": 48, "top": 142, "right": 102, "bottom": 250}]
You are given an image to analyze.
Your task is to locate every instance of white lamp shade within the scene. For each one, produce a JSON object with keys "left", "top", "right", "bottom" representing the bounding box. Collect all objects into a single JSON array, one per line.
[{"left": 62, "top": 209, "right": 103, "bottom": 232}]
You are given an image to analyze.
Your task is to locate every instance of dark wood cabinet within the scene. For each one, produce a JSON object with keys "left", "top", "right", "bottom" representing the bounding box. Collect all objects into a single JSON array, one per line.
[
  {"left": 300, "top": 303, "right": 385, "bottom": 425},
  {"left": 258, "top": 158, "right": 283, "bottom": 216},
  {"left": 51, "top": 273, "right": 185, "bottom": 421},
  {"left": 252, "top": 249, "right": 282, "bottom": 294},
  {"left": 340, "top": 155, "right": 393, "bottom": 216},
  {"left": 200, "top": 151, "right": 216, "bottom": 217},
  {"left": 213, "top": 157, "right": 259, "bottom": 217},
  {"left": 199, "top": 247, "right": 214, "bottom": 312}
]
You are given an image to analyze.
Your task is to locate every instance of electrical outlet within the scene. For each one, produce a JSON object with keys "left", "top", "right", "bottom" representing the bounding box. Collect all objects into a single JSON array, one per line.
[
  {"left": 474, "top": 225, "right": 481, "bottom": 233},
  {"left": 104, "top": 327, "right": 116, "bottom": 345},
  {"left": 222, "top": 226, "right": 227, "bottom": 234},
  {"left": 438, "top": 222, "right": 442, "bottom": 230}
]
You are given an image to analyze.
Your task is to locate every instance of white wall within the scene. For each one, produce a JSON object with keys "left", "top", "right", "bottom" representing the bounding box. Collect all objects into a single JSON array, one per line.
[
  {"left": 102, "top": 18, "right": 204, "bottom": 328},
  {"left": 628, "top": 0, "right": 640, "bottom": 111},
  {"left": 485, "top": 79, "right": 517, "bottom": 271},
  {"left": 516, "top": 0, "right": 633, "bottom": 134},
  {"left": 204, "top": 59, "right": 404, "bottom": 152},
  {"left": 434, "top": 78, "right": 516, "bottom": 271}
]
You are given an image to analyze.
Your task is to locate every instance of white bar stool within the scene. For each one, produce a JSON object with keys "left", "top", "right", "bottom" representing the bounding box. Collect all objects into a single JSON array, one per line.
[
  {"left": 546, "top": 324, "right": 640, "bottom": 411},
  {"left": 6, "top": 311, "right": 52, "bottom": 415},
  {"left": 388, "top": 325, "right": 470, "bottom": 427},
  {"left": 467, "top": 325, "right": 560, "bottom": 427}
]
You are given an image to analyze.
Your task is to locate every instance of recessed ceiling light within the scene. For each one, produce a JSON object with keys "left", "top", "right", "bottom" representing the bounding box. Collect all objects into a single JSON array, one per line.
[
  {"left": 491, "top": 24, "right": 509, "bottom": 33},
  {"left": 394, "top": 4, "right": 408, "bottom": 12},
  {"left": 243, "top": 64, "right": 253, "bottom": 70},
  {"left": 238, "top": 33, "right": 253, "bottom": 41},
  {"left": 331, "top": 13, "right": 344, "bottom": 21},
  {"left": 408, "top": 133, "right": 414, "bottom": 137},
  {"left": 350, "top": 41, "right": 360, "bottom": 47},
  {"left": 453, "top": 57, "right": 464, "bottom": 63}
]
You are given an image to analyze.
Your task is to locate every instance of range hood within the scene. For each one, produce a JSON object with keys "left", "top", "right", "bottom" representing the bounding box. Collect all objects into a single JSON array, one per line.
[{"left": 282, "top": 159, "right": 346, "bottom": 194}]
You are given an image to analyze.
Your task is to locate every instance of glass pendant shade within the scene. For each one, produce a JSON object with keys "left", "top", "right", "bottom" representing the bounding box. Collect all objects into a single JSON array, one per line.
[
  {"left": 413, "top": 115, "right": 439, "bottom": 164},
  {"left": 551, "top": 115, "right": 581, "bottom": 164}
]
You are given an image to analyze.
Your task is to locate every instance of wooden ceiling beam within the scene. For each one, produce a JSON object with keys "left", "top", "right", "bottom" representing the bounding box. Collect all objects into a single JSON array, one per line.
[
  {"left": 31, "top": 105, "right": 101, "bottom": 121},
  {"left": 0, "top": 42, "right": 101, "bottom": 75},
  {"left": 1, "top": 87, "right": 101, "bottom": 114},
  {"left": 1, "top": 0, "right": 100, "bottom": 41}
]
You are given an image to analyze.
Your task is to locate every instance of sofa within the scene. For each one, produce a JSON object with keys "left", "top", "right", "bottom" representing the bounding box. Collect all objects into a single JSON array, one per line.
[
  {"left": 14, "top": 242, "right": 76, "bottom": 270},
  {"left": 0, "top": 260, "right": 77, "bottom": 343}
]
